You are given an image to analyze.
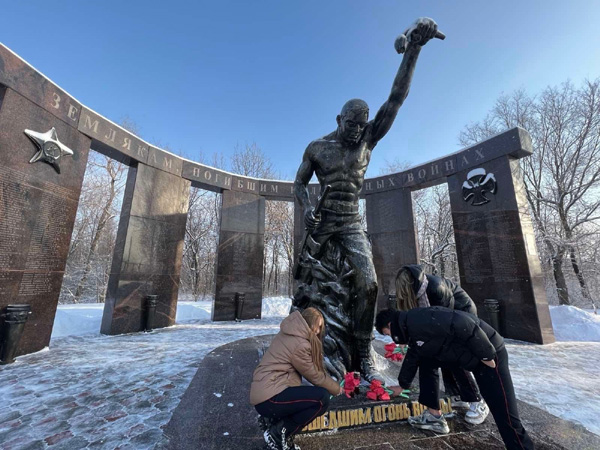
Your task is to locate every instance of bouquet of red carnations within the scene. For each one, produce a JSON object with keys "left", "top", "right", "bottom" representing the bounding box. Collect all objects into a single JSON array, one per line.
[
  {"left": 366, "top": 380, "right": 392, "bottom": 401},
  {"left": 384, "top": 342, "right": 406, "bottom": 362},
  {"left": 342, "top": 372, "right": 361, "bottom": 398}
]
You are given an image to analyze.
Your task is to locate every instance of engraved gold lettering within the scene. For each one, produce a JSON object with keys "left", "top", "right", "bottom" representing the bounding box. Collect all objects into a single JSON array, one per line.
[
  {"left": 373, "top": 406, "right": 383, "bottom": 423},
  {"left": 350, "top": 409, "right": 359, "bottom": 426},
  {"left": 329, "top": 411, "right": 338, "bottom": 429},
  {"left": 337, "top": 410, "right": 349, "bottom": 427}
]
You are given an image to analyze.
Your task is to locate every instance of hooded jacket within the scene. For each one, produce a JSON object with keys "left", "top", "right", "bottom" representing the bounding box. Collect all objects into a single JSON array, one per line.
[
  {"left": 402, "top": 265, "right": 477, "bottom": 315},
  {"left": 389, "top": 306, "right": 504, "bottom": 389},
  {"left": 249, "top": 311, "right": 340, "bottom": 405}
]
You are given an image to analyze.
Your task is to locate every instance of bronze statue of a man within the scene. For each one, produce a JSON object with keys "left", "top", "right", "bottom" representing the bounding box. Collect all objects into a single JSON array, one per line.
[{"left": 293, "top": 18, "right": 442, "bottom": 382}]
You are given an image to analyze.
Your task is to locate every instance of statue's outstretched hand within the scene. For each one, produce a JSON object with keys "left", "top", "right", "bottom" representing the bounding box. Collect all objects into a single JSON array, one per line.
[{"left": 405, "top": 17, "right": 438, "bottom": 46}]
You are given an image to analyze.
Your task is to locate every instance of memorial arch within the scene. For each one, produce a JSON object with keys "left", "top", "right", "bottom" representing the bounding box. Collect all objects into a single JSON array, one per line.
[{"left": 0, "top": 43, "right": 553, "bottom": 360}]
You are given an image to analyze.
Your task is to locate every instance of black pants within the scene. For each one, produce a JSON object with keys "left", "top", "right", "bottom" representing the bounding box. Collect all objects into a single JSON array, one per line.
[
  {"left": 418, "top": 364, "right": 480, "bottom": 409},
  {"left": 441, "top": 367, "right": 480, "bottom": 402},
  {"left": 472, "top": 348, "right": 534, "bottom": 450},
  {"left": 255, "top": 386, "right": 330, "bottom": 437}
]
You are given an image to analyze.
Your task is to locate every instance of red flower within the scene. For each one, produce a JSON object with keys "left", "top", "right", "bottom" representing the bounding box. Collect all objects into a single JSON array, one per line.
[
  {"left": 384, "top": 343, "right": 397, "bottom": 352},
  {"left": 366, "top": 391, "right": 378, "bottom": 400}
]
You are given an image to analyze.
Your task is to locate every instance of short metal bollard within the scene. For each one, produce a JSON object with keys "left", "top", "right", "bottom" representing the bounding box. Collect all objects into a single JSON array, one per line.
[
  {"left": 483, "top": 299, "right": 501, "bottom": 333},
  {"left": 145, "top": 295, "right": 158, "bottom": 331},
  {"left": 234, "top": 292, "right": 245, "bottom": 322},
  {"left": 0, "top": 304, "right": 32, "bottom": 365}
]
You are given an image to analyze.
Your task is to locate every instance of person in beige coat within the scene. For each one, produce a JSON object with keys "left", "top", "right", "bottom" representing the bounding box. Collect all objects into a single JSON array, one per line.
[{"left": 250, "top": 308, "right": 342, "bottom": 450}]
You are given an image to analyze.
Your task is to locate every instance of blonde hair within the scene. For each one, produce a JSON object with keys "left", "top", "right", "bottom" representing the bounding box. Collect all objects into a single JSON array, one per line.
[
  {"left": 395, "top": 268, "right": 418, "bottom": 311},
  {"left": 301, "top": 307, "right": 326, "bottom": 373}
]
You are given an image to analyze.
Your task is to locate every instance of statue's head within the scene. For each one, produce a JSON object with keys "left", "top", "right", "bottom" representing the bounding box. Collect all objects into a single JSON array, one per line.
[{"left": 337, "top": 99, "right": 369, "bottom": 144}]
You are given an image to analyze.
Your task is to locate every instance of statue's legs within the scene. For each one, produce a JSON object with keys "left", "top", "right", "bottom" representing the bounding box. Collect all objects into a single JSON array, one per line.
[{"left": 334, "top": 230, "right": 380, "bottom": 381}]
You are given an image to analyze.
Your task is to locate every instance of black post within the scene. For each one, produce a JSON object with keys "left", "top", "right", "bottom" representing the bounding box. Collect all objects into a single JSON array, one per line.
[
  {"left": 387, "top": 294, "right": 397, "bottom": 310},
  {"left": 0, "top": 304, "right": 32, "bottom": 365},
  {"left": 483, "top": 299, "right": 501, "bottom": 333},
  {"left": 234, "top": 292, "right": 245, "bottom": 322},
  {"left": 145, "top": 295, "right": 158, "bottom": 331}
]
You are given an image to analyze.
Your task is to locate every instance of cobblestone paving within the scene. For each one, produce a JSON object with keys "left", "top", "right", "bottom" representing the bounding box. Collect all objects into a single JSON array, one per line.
[{"left": 0, "top": 319, "right": 282, "bottom": 450}]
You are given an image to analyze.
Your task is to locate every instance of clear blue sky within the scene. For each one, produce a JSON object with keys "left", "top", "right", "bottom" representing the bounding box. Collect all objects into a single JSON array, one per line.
[{"left": 3, "top": 0, "right": 600, "bottom": 180}]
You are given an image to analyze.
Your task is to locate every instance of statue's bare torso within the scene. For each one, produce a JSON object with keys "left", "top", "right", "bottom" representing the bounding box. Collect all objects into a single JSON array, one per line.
[{"left": 307, "top": 132, "right": 373, "bottom": 208}]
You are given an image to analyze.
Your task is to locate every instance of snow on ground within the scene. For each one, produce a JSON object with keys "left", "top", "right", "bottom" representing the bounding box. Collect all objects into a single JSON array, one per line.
[
  {"left": 1, "top": 317, "right": 284, "bottom": 449},
  {"left": 1, "top": 301, "right": 600, "bottom": 449},
  {"left": 549, "top": 305, "right": 600, "bottom": 342},
  {"left": 508, "top": 340, "right": 600, "bottom": 436},
  {"left": 51, "top": 298, "right": 291, "bottom": 339}
]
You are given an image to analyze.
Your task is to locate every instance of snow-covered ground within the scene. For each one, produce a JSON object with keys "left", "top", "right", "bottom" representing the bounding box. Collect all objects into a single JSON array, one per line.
[
  {"left": 1, "top": 299, "right": 599, "bottom": 449},
  {"left": 51, "top": 297, "right": 292, "bottom": 338}
]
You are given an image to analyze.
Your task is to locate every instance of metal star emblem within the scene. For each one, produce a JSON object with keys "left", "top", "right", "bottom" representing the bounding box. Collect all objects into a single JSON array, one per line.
[{"left": 25, "top": 127, "right": 74, "bottom": 174}]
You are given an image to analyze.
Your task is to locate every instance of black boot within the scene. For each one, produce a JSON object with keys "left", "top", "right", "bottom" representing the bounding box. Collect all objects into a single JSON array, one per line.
[
  {"left": 264, "top": 420, "right": 288, "bottom": 450},
  {"left": 258, "top": 415, "right": 275, "bottom": 432},
  {"left": 358, "top": 340, "right": 384, "bottom": 383}
]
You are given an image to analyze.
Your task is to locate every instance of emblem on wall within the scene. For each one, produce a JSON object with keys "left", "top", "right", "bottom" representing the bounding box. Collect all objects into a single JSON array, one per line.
[
  {"left": 25, "top": 127, "right": 74, "bottom": 174},
  {"left": 462, "top": 168, "right": 497, "bottom": 206}
]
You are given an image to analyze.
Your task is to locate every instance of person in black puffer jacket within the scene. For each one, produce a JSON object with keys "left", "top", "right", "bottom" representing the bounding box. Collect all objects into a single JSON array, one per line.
[
  {"left": 376, "top": 307, "right": 534, "bottom": 450},
  {"left": 395, "top": 265, "right": 487, "bottom": 424}
]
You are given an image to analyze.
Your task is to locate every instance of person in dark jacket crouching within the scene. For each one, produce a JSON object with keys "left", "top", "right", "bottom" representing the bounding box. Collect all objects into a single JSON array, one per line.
[
  {"left": 375, "top": 307, "right": 534, "bottom": 450},
  {"left": 395, "top": 265, "right": 488, "bottom": 424}
]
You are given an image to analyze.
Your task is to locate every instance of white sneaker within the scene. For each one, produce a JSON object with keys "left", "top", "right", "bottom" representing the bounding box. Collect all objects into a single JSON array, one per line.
[
  {"left": 465, "top": 400, "right": 489, "bottom": 425},
  {"left": 449, "top": 395, "right": 469, "bottom": 408},
  {"left": 408, "top": 410, "right": 450, "bottom": 434}
]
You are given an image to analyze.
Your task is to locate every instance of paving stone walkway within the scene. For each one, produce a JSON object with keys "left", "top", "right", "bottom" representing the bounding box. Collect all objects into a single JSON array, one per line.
[{"left": 0, "top": 319, "right": 281, "bottom": 450}]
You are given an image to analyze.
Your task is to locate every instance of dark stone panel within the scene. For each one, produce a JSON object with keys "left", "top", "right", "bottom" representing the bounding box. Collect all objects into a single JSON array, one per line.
[
  {"left": 213, "top": 230, "right": 264, "bottom": 321},
  {"left": 365, "top": 189, "right": 418, "bottom": 311},
  {"left": 0, "top": 271, "right": 65, "bottom": 357},
  {"left": 0, "top": 88, "right": 91, "bottom": 357},
  {"left": 78, "top": 107, "right": 149, "bottom": 165},
  {"left": 101, "top": 274, "right": 180, "bottom": 335},
  {"left": 448, "top": 156, "right": 554, "bottom": 344},
  {"left": 214, "top": 190, "right": 265, "bottom": 321},
  {"left": 0, "top": 89, "right": 90, "bottom": 196},
  {"left": 129, "top": 164, "right": 191, "bottom": 222},
  {"left": 147, "top": 146, "right": 183, "bottom": 177},
  {"left": 101, "top": 165, "right": 190, "bottom": 335},
  {"left": 220, "top": 190, "right": 265, "bottom": 234},
  {"left": 0, "top": 44, "right": 81, "bottom": 128}
]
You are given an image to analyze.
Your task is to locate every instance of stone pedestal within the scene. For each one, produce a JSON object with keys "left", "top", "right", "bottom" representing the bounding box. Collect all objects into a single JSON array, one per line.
[
  {"left": 213, "top": 190, "right": 265, "bottom": 321},
  {"left": 365, "top": 189, "right": 419, "bottom": 311},
  {"left": 101, "top": 164, "right": 190, "bottom": 335},
  {"left": 0, "top": 87, "right": 91, "bottom": 356},
  {"left": 448, "top": 156, "right": 554, "bottom": 344}
]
